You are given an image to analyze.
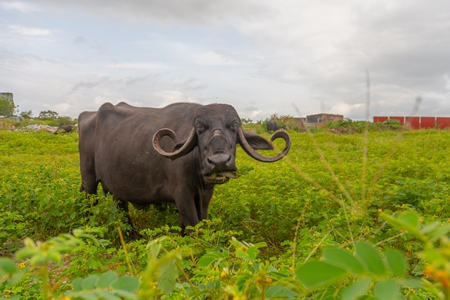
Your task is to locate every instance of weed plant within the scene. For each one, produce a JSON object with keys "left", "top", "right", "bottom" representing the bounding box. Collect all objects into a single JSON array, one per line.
[{"left": 1, "top": 126, "right": 450, "bottom": 299}]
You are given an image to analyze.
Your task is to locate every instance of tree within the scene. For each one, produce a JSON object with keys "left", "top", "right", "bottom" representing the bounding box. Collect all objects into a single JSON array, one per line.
[
  {"left": 241, "top": 118, "right": 253, "bottom": 125},
  {"left": 20, "top": 110, "right": 33, "bottom": 119},
  {"left": 0, "top": 97, "right": 16, "bottom": 116},
  {"left": 38, "top": 110, "right": 59, "bottom": 119}
]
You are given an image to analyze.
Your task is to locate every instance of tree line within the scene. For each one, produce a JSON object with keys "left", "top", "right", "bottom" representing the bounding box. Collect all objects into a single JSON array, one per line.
[{"left": 0, "top": 96, "right": 75, "bottom": 125}]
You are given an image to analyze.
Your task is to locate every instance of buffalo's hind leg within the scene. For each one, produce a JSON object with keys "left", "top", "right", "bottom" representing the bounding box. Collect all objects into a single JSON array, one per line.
[{"left": 79, "top": 155, "right": 98, "bottom": 195}]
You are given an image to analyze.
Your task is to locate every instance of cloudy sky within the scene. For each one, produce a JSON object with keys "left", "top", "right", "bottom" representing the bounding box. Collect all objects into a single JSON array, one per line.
[{"left": 1, "top": 0, "right": 449, "bottom": 120}]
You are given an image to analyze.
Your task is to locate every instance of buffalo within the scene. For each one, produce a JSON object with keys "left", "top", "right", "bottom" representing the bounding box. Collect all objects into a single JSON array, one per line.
[
  {"left": 266, "top": 120, "right": 279, "bottom": 132},
  {"left": 54, "top": 124, "right": 76, "bottom": 134},
  {"left": 78, "top": 102, "right": 291, "bottom": 234}
]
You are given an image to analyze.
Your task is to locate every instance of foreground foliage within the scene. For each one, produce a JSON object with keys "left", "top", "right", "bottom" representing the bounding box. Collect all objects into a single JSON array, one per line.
[{"left": 1, "top": 128, "right": 450, "bottom": 299}]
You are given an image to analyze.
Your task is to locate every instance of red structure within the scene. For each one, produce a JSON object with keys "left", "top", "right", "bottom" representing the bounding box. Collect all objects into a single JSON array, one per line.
[
  {"left": 437, "top": 117, "right": 450, "bottom": 129},
  {"left": 421, "top": 117, "right": 435, "bottom": 129},
  {"left": 373, "top": 116, "right": 388, "bottom": 123},
  {"left": 405, "top": 117, "right": 420, "bottom": 130},
  {"left": 390, "top": 116, "right": 405, "bottom": 125},
  {"left": 374, "top": 116, "right": 450, "bottom": 130}
]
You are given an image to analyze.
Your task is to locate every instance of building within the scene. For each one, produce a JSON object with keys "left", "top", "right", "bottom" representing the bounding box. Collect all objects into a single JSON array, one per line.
[
  {"left": 306, "top": 113, "right": 344, "bottom": 126},
  {"left": 0, "top": 92, "right": 15, "bottom": 117},
  {"left": 0, "top": 92, "right": 13, "bottom": 102},
  {"left": 292, "top": 117, "right": 306, "bottom": 128}
]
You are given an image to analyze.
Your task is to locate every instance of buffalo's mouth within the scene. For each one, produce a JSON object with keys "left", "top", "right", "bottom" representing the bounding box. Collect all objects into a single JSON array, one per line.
[{"left": 203, "top": 171, "right": 239, "bottom": 185}]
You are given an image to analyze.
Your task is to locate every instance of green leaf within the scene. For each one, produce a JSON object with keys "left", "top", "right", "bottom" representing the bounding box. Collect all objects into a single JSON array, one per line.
[
  {"left": 386, "top": 249, "right": 407, "bottom": 277},
  {"left": 15, "top": 248, "right": 38, "bottom": 260},
  {"left": 30, "top": 252, "right": 46, "bottom": 265},
  {"left": 246, "top": 242, "right": 267, "bottom": 260},
  {"left": 341, "top": 278, "right": 371, "bottom": 300},
  {"left": 398, "top": 211, "right": 420, "bottom": 228},
  {"left": 95, "top": 291, "right": 121, "bottom": 300},
  {"left": 397, "top": 278, "right": 422, "bottom": 289},
  {"left": 373, "top": 279, "right": 400, "bottom": 300},
  {"left": 421, "top": 246, "right": 447, "bottom": 266},
  {"left": 83, "top": 294, "right": 100, "bottom": 300},
  {"left": 295, "top": 261, "right": 347, "bottom": 290},
  {"left": 113, "top": 290, "right": 138, "bottom": 299},
  {"left": 246, "top": 247, "right": 260, "bottom": 260},
  {"left": 235, "top": 273, "right": 253, "bottom": 290},
  {"left": 72, "top": 278, "right": 82, "bottom": 291},
  {"left": 265, "top": 285, "right": 296, "bottom": 298},
  {"left": 428, "top": 223, "right": 450, "bottom": 242},
  {"left": 157, "top": 261, "right": 178, "bottom": 295},
  {"left": 147, "top": 238, "right": 163, "bottom": 260},
  {"left": 420, "top": 222, "right": 440, "bottom": 234},
  {"left": 409, "top": 296, "right": 426, "bottom": 300},
  {"left": 355, "top": 242, "right": 386, "bottom": 276},
  {"left": 47, "top": 248, "right": 62, "bottom": 263},
  {"left": 0, "top": 258, "right": 19, "bottom": 275},
  {"left": 323, "top": 248, "right": 365, "bottom": 275},
  {"left": 82, "top": 274, "right": 99, "bottom": 290},
  {"left": 97, "top": 271, "right": 119, "bottom": 288},
  {"left": 65, "top": 291, "right": 99, "bottom": 300},
  {"left": 315, "top": 286, "right": 339, "bottom": 299},
  {"left": 197, "top": 251, "right": 223, "bottom": 267},
  {"left": 421, "top": 278, "right": 441, "bottom": 298},
  {"left": 111, "top": 275, "right": 140, "bottom": 293},
  {"left": 381, "top": 212, "right": 426, "bottom": 242}
]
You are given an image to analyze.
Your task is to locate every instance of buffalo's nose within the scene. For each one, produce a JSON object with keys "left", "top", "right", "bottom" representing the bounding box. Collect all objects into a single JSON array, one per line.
[{"left": 207, "top": 154, "right": 232, "bottom": 169}]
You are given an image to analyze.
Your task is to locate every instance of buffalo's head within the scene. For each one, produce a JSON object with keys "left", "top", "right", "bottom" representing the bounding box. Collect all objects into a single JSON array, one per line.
[{"left": 152, "top": 104, "right": 291, "bottom": 184}]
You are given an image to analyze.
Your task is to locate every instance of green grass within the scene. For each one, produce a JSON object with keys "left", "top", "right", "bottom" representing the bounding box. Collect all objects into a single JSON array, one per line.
[{"left": 1, "top": 128, "right": 449, "bottom": 299}]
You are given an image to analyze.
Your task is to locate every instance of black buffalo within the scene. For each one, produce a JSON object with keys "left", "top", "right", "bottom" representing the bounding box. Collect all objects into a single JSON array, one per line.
[
  {"left": 267, "top": 120, "right": 279, "bottom": 132},
  {"left": 54, "top": 124, "right": 75, "bottom": 134},
  {"left": 78, "top": 102, "right": 291, "bottom": 233}
]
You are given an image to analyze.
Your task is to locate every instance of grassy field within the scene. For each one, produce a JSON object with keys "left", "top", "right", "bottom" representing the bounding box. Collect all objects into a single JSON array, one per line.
[{"left": 1, "top": 127, "right": 449, "bottom": 299}]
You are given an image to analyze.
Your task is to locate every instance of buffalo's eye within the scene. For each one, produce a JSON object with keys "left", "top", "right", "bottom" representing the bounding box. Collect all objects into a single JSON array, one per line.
[
  {"left": 228, "top": 121, "right": 239, "bottom": 131},
  {"left": 196, "top": 122, "right": 208, "bottom": 133}
]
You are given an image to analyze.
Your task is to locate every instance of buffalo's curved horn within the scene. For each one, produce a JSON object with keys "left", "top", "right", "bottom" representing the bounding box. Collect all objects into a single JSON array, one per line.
[
  {"left": 153, "top": 128, "right": 197, "bottom": 160},
  {"left": 238, "top": 128, "right": 291, "bottom": 162}
]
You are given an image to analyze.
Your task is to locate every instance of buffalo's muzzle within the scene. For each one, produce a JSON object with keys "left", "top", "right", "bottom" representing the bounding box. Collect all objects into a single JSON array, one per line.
[
  {"left": 207, "top": 154, "right": 233, "bottom": 170},
  {"left": 203, "top": 153, "right": 237, "bottom": 184}
]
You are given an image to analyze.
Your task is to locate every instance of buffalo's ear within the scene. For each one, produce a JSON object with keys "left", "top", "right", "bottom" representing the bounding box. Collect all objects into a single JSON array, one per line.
[{"left": 240, "top": 132, "right": 274, "bottom": 150}]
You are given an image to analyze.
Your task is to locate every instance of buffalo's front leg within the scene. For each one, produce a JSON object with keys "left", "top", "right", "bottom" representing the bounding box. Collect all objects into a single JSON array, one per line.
[
  {"left": 176, "top": 188, "right": 214, "bottom": 235},
  {"left": 175, "top": 189, "right": 201, "bottom": 234},
  {"left": 116, "top": 198, "right": 141, "bottom": 239},
  {"left": 198, "top": 188, "right": 214, "bottom": 221}
]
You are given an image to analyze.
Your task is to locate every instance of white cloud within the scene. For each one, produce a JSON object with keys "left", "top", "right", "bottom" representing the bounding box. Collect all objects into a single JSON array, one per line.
[
  {"left": 38, "top": 0, "right": 270, "bottom": 26},
  {"left": 190, "top": 50, "right": 248, "bottom": 66},
  {"left": 154, "top": 91, "right": 190, "bottom": 107},
  {"left": 9, "top": 25, "right": 52, "bottom": 36},
  {"left": 54, "top": 102, "right": 71, "bottom": 114},
  {"left": 331, "top": 102, "right": 366, "bottom": 117},
  {"left": 1, "top": 1, "right": 38, "bottom": 13},
  {"left": 104, "top": 61, "right": 168, "bottom": 71},
  {"left": 93, "top": 95, "right": 129, "bottom": 107}
]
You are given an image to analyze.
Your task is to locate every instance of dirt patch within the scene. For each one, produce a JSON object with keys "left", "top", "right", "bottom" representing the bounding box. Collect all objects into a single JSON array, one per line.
[{"left": 15, "top": 124, "right": 58, "bottom": 133}]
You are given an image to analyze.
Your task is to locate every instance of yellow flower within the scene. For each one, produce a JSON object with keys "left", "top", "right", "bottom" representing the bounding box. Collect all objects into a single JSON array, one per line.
[{"left": 18, "top": 262, "right": 26, "bottom": 269}]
